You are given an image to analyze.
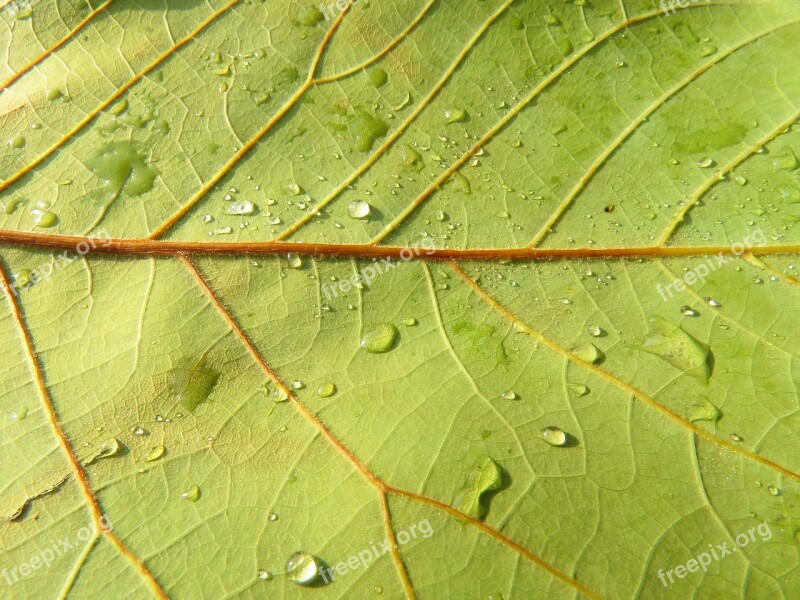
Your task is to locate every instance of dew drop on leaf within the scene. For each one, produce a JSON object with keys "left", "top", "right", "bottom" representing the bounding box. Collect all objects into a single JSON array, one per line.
[
  {"left": 316, "top": 383, "right": 337, "bottom": 397},
  {"left": 452, "top": 455, "right": 504, "bottom": 520},
  {"left": 568, "top": 383, "right": 589, "bottom": 397},
  {"left": 587, "top": 324, "right": 605, "bottom": 337},
  {"left": 680, "top": 305, "right": 700, "bottom": 317},
  {"left": 181, "top": 484, "right": 201, "bottom": 502},
  {"left": 500, "top": 390, "right": 517, "bottom": 400},
  {"left": 169, "top": 356, "right": 220, "bottom": 412},
  {"left": 360, "top": 323, "right": 399, "bottom": 353},
  {"left": 634, "top": 317, "right": 713, "bottom": 383},
  {"left": 286, "top": 551, "right": 321, "bottom": 585},
  {"left": 348, "top": 200, "right": 371, "bottom": 219},
  {"left": 145, "top": 445, "right": 166, "bottom": 462},
  {"left": 540, "top": 426, "right": 568, "bottom": 447},
  {"left": 572, "top": 343, "right": 604, "bottom": 365}
]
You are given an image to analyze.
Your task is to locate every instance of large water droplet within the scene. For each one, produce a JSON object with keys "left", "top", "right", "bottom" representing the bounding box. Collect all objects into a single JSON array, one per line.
[
  {"left": 573, "top": 343, "right": 604, "bottom": 365},
  {"left": 286, "top": 551, "right": 321, "bottom": 585},
  {"left": 360, "top": 323, "right": 398, "bottom": 353},
  {"left": 181, "top": 484, "right": 201, "bottom": 502},
  {"left": 86, "top": 141, "right": 158, "bottom": 197},
  {"left": 635, "top": 317, "right": 713, "bottom": 382},
  {"left": 540, "top": 426, "right": 568, "bottom": 447},
  {"left": 452, "top": 455, "right": 504, "bottom": 519},
  {"left": 31, "top": 208, "right": 57, "bottom": 228},
  {"left": 226, "top": 200, "right": 255, "bottom": 215},
  {"left": 316, "top": 383, "right": 337, "bottom": 397},
  {"left": 685, "top": 396, "right": 721, "bottom": 423},
  {"left": 169, "top": 355, "right": 220, "bottom": 412},
  {"left": 367, "top": 67, "right": 387, "bottom": 87},
  {"left": 348, "top": 200, "right": 371, "bottom": 219},
  {"left": 145, "top": 445, "right": 166, "bottom": 462}
]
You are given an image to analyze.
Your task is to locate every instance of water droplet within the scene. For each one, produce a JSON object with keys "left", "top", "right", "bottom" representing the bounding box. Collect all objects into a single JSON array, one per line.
[
  {"left": 587, "top": 324, "right": 605, "bottom": 337},
  {"left": 452, "top": 455, "right": 504, "bottom": 519},
  {"left": 351, "top": 110, "right": 389, "bottom": 151},
  {"left": 773, "top": 146, "right": 798, "bottom": 171},
  {"left": 635, "top": 317, "right": 713, "bottom": 382},
  {"left": 697, "top": 158, "right": 715, "bottom": 168},
  {"left": 9, "top": 134, "right": 25, "bottom": 149},
  {"left": 226, "top": 200, "right": 255, "bottom": 215},
  {"left": 685, "top": 396, "right": 721, "bottom": 423},
  {"left": 31, "top": 209, "right": 57, "bottom": 228},
  {"left": 500, "top": 390, "right": 517, "bottom": 400},
  {"left": 540, "top": 426, "right": 568, "bottom": 447},
  {"left": 268, "top": 512, "right": 278, "bottom": 521},
  {"left": 9, "top": 407, "right": 29, "bottom": 422},
  {"left": 86, "top": 141, "right": 158, "bottom": 197},
  {"left": 768, "top": 486, "right": 781, "bottom": 496},
  {"left": 316, "top": 383, "right": 337, "bottom": 397},
  {"left": 271, "top": 387, "right": 289, "bottom": 403},
  {"left": 444, "top": 108, "right": 467, "bottom": 124},
  {"left": 705, "top": 297, "right": 721, "bottom": 307},
  {"left": 360, "top": 323, "right": 399, "bottom": 353},
  {"left": 367, "top": 67, "right": 387, "bottom": 87},
  {"left": 402, "top": 317, "right": 417, "bottom": 326},
  {"left": 257, "top": 569, "right": 271, "bottom": 581},
  {"left": 13, "top": 269, "right": 32, "bottom": 289},
  {"left": 573, "top": 343, "right": 604, "bottom": 365},
  {"left": 145, "top": 445, "right": 166, "bottom": 462},
  {"left": 680, "top": 305, "right": 700, "bottom": 317},
  {"left": 181, "top": 484, "right": 201, "bottom": 502},
  {"left": 730, "top": 433, "right": 743, "bottom": 442},
  {"left": 568, "top": 383, "right": 589, "bottom": 397},
  {"left": 374, "top": 585, "right": 383, "bottom": 594},
  {"left": 287, "top": 253, "right": 303, "bottom": 269},
  {"left": 286, "top": 551, "right": 321, "bottom": 586},
  {"left": 348, "top": 200, "right": 371, "bottom": 219},
  {"left": 296, "top": 6, "right": 324, "bottom": 26},
  {"left": 169, "top": 356, "right": 220, "bottom": 412},
  {"left": 699, "top": 44, "right": 717, "bottom": 57}
]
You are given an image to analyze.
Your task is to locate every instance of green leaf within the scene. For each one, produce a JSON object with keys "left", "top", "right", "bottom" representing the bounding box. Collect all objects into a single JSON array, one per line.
[{"left": 1, "top": 0, "right": 799, "bottom": 598}]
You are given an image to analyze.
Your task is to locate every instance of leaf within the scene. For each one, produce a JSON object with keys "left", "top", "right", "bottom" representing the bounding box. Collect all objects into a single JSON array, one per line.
[{"left": 0, "top": 0, "right": 799, "bottom": 598}]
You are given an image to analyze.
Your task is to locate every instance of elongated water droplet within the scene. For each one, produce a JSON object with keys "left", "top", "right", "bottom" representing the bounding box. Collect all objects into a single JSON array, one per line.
[
  {"left": 540, "top": 426, "right": 568, "bottom": 447},
  {"left": 500, "top": 390, "right": 517, "bottom": 400},
  {"left": 361, "top": 323, "right": 398, "bottom": 353},
  {"left": 697, "top": 157, "right": 715, "bottom": 168},
  {"left": 452, "top": 455, "right": 504, "bottom": 519},
  {"left": 348, "top": 200, "right": 371, "bottom": 219},
  {"left": 181, "top": 484, "right": 201, "bottom": 502},
  {"left": 257, "top": 569, "right": 271, "bottom": 581},
  {"left": 444, "top": 108, "right": 467, "bottom": 124},
  {"left": 316, "top": 383, "right": 336, "bottom": 397},
  {"left": 367, "top": 67, "right": 387, "bottom": 87},
  {"left": 226, "top": 200, "right": 255, "bottom": 215},
  {"left": 286, "top": 551, "right": 321, "bottom": 585},
  {"left": 573, "top": 343, "right": 604, "bottom": 365},
  {"left": 680, "top": 305, "right": 699, "bottom": 317},
  {"left": 31, "top": 209, "right": 57, "bottom": 228},
  {"left": 587, "top": 324, "right": 605, "bottom": 337},
  {"left": 169, "top": 356, "right": 220, "bottom": 412},
  {"left": 568, "top": 383, "right": 589, "bottom": 397},
  {"left": 287, "top": 253, "right": 302, "bottom": 269},
  {"left": 685, "top": 396, "right": 721, "bottom": 423},
  {"left": 635, "top": 316, "right": 713, "bottom": 383},
  {"left": 705, "top": 297, "right": 721, "bottom": 307},
  {"left": 145, "top": 445, "right": 166, "bottom": 462}
]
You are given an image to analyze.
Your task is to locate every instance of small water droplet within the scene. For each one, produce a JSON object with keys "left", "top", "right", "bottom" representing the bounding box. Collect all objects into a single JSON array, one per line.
[
  {"left": 132, "top": 425, "right": 147, "bottom": 436},
  {"left": 540, "top": 426, "right": 568, "bottom": 447},
  {"left": 348, "top": 200, "right": 371, "bottom": 219},
  {"left": 705, "top": 297, "right": 721, "bottom": 307},
  {"left": 587, "top": 324, "right": 605, "bottom": 337},
  {"left": 287, "top": 253, "right": 302, "bottom": 269},
  {"left": 500, "top": 390, "right": 517, "bottom": 400},
  {"left": 181, "top": 484, "right": 201, "bottom": 502},
  {"left": 31, "top": 208, "right": 57, "bottom": 228},
  {"left": 402, "top": 317, "right": 417, "bottom": 326},
  {"left": 768, "top": 486, "right": 781, "bottom": 496},
  {"left": 316, "top": 383, "right": 337, "bottom": 398},
  {"left": 452, "top": 455, "right": 504, "bottom": 519},
  {"left": 697, "top": 158, "right": 715, "bottom": 168},
  {"left": 145, "top": 445, "right": 166, "bottom": 462},
  {"left": 635, "top": 317, "right": 713, "bottom": 382},
  {"left": 257, "top": 569, "right": 271, "bottom": 581},
  {"left": 268, "top": 512, "right": 278, "bottom": 521},
  {"left": 360, "top": 323, "right": 398, "bottom": 353},
  {"left": 573, "top": 343, "right": 603, "bottom": 365},
  {"left": 730, "top": 433, "right": 743, "bottom": 442},
  {"left": 680, "top": 305, "right": 700, "bottom": 317},
  {"left": 226, "top": 200, "right": 255, "bottom": 215},
  {"left": 568, "top": 383, "right": 589, "bottom": 397}
]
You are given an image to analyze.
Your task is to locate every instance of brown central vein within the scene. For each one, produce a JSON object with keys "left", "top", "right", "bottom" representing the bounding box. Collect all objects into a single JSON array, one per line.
[
  {"left": 180, "top": 254, "right": 598, "bottom": 598},
  {"left": 1, "top": 229, "right": 799, "bottom": 259},
  {"left": 0, "top": 260, "right": 168, "bottom": 599},
  {"left": 448, "top": 260, "right": 800, "bottom": 484}
]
